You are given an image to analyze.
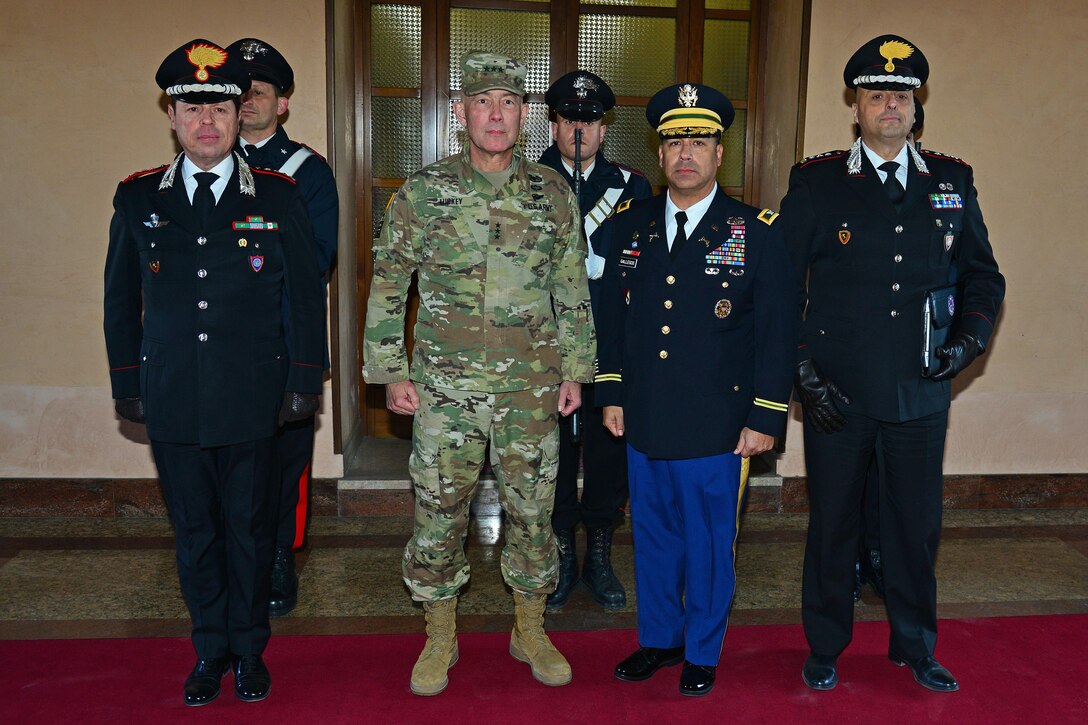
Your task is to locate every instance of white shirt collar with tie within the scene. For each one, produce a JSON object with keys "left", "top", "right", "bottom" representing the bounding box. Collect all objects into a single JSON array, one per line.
[
  {"left": 665, "top": 183, "right": 718, "bottom": 250},
  {"left": 861, "top": 140, "right": 909, "bottom": 189},
  {"left": 181, "top": 154, "right": 234, "bottom": 204},
  {"left": 240, "top": 132, "right": 276, "bottom": 157}
]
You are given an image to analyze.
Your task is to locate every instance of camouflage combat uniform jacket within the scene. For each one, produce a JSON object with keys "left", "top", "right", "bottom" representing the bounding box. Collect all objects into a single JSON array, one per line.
[{"left": 363, "top": 148, "right": 596, "bottom": 392}]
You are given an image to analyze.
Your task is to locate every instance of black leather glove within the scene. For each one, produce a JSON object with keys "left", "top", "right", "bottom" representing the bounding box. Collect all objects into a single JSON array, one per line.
[
  {"left": 795, "top": 359, "right": 851, "bottom": 434},
  {"left": 114, "top": 396, "right": 145, "bottom": 424},
  {"left": 278, "top": 392, "right": 320, "bottom": 425},
  {"left": 931, "top": 332, "right": 983, "bottom": 382}
]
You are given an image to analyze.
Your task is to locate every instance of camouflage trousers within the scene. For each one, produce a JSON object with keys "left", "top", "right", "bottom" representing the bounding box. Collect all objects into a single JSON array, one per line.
[{"left": 403, "top": 384, "right": 561, "bottom": 602}]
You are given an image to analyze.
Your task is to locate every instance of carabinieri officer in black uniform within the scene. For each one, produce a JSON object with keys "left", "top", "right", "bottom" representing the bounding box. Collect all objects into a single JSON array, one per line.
[
  {"left": 596, "top": 83, "right": 796, "bottom": 697},
  {"left": 782, "top": 35, "right": 1005, "bottom": 694},
  {"left": 103, "top": 39, "right": 325, "bottom": 706},
  {"left": 538, "top": 70, "right": 652, "bottom": 612},
  {"left": 227, "top": 37, "right": 340, "bottom": 618}
]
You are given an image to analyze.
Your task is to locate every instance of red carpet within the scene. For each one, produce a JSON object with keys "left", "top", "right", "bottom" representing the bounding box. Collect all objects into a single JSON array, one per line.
[{"left": 3, "top": 615, "right": 1085, "bottom": 724}]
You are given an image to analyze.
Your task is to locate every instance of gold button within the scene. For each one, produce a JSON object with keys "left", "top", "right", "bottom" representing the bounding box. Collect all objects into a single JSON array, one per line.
[
  {"left": 664, "top": 300, "right": 673, "bottom": 309},
  {"left": 661, "top": 325, "right": 670, "bottom": 334},
  {"left": 666, "top": 275, "right": 676, "bottom": 285},
  {"left": 659, "top": 350, "right": 669, "bottom": 359},
  {"left": 721, "top": 281, "right": 729, "bottom": 288},
  {"left": 734, "top": 385, "right": 740, "bottom": 392}
]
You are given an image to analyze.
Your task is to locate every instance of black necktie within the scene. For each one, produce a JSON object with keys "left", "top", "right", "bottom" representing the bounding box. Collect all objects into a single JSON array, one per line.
[
  {"left": 193, "top": 172, "right": 218, "bottom": 226},
  {"left": 879, "top": 161, "right": 905, "bottom": 207},
  {"left": 671, "top": 211, "right": 688, "bottom": 262}
]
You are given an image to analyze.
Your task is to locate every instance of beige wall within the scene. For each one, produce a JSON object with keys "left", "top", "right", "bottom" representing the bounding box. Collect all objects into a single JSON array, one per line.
[
  {"left": 0, "top": 1, "right": 342, "bottom": 477},
  {"left": 3, "top": 1, "right": 1086, "bottom": 480},
  {"left": 777, "top": 0, "right": 1088, "bottom": 476}
]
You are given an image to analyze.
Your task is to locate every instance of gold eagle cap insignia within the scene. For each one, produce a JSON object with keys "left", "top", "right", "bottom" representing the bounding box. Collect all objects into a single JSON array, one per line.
[
  {"left": 878, "top": 40, "right": 914, "bottom": 73},
  {"left": 678, "top": 84, "right": 699, "bottom": 108},
  {"left": 187, "top": 43, "right": 227, "bottom": 82}
]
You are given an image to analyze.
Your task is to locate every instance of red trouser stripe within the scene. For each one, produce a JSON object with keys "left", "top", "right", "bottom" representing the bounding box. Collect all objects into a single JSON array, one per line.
[{"left": 293, "top": 462, "right": 311, "bottom": 550}]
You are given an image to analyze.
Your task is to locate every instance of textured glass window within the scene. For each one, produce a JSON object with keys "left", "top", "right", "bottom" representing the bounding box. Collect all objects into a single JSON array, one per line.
[
  {"left": 703, "top": 19, "right": 749, "bottom": 100},
  {"left": 372, "top": 187, "right": 397, "bottom": 239},
  {"left": 371, "top": 4, "right": 421, "bottom": 88},
  {"left": 582, "top": 0, "right": 676, "bottom": 6},
  {"left": 716, "top": 109, "right": 746, "bottom": 188},
  {"left": 706, "top": 0, "right": 751, "bottom": 9},
  {"left": 449, "top": 9, "right": 550, "bottom": 95},
  {"left": 372, "top": 96, "right": 422, "bottom": 178},
  {"left": 447, "top": 100, "right": 551, "bottom": 162},
  {"left": 603, "top": 105, "right": 664, "bottom": 187},
  {"left": 578, "top": 15, "right": 675, "bottom": 97}
]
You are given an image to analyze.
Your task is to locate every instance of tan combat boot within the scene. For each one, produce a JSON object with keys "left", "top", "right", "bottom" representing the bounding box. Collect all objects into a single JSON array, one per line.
[
  {"left": 410, "top": 597, "right": 459, "bottom": 696},
  {"left": 509, "top": 590, "right": 572, "bottom": 686}
]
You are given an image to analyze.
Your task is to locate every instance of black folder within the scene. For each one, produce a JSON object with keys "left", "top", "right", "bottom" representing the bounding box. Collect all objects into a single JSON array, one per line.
[{"left": 922, "top": 284, "right": 957, "bottom": 378}]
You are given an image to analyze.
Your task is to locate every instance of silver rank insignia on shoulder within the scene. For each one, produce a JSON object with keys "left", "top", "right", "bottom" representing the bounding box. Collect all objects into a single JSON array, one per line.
[{"left": 143, "top": 213, "right": 169, "bottom": 228}]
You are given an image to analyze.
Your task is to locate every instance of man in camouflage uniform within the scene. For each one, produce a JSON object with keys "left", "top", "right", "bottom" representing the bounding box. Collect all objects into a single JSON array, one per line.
[{"left": 362, "top": 51, "right": 595, "bottom": 696}]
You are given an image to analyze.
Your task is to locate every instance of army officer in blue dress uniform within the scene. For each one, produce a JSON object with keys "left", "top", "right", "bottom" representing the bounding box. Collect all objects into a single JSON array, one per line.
[
  {"left": 103, "top": 39, "right": 325, "bottom": 706},
  {"left": 782, "top": 35, "right": 1005, "bottom": 694},
  {"left": 595, "top": 83, "right": 797, "bottom": 697}
]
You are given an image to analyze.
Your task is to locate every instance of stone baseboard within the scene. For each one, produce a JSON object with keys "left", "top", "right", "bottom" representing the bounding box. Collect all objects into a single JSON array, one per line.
[{"left": 1, "top": 473, "right": 1085, "bottom": 518}]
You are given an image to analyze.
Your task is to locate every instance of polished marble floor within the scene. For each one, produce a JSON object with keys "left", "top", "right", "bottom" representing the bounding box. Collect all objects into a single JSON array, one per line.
[{"left": 1, "top": 508, "right": 1086, "bottom": 641}]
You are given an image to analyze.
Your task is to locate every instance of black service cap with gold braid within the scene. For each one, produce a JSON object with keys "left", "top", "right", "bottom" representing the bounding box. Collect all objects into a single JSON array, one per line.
[
  {"left": 844, "top": 35, "right": 928, "bottom": 90},
  {"left": 156, "top": 39, "right": 250, "bottom": 104},
  {"left": 646, "top": 83, "right": 734, "bottom": 138}
]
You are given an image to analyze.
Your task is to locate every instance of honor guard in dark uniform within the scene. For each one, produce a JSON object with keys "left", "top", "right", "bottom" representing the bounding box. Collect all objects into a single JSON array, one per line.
[
  {"left": 538, "top": 71, "right": 652, "bottom": 612},
  {"left": 597, "top": 83, "right": 797, "bottom": 696},
  {"left": 103, "top": 39, "right": 325, "bottom": 706},
  {"left": 226, "top": 38, "right": 340, "bottom": 618},
  {"left": 782, "top": 36, "right": 1005, "bottom": 693}
]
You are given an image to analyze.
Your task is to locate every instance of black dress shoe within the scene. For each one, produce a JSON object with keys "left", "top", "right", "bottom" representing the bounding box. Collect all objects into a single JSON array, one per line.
[
  {"left": 614, "top": 646, "right": 685, "bottom": 682},
  {"left": 234, "top": 654, "right": 272, "bottom": 702},
  {"left": 679, "top": 662, "right": 716, "bottom": 697},
  {"left": 183, "top": 657, "right": 229, "bottom": 707},
  {"left": 269, "top": 546, "right": 299, "bottom": 617},
  {"left": 802, "top": 653, "right": 838, "bottom": 690},
  {"left": 889, "top": 653, "right": 959, "bottom": 692}
]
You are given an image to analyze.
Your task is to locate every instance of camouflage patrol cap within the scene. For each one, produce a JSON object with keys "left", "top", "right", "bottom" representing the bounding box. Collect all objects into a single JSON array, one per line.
[{"left": 460, "top": 51, "right": 527, "bottom": 97}]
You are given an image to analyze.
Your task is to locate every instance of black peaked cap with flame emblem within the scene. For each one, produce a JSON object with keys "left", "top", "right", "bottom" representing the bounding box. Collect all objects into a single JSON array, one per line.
[
  {"left": 844, "top": 35, "right": 929, "bottom": 91},
  {"left": 155, "top": 39, "right": 250, "bottom": 104}
]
